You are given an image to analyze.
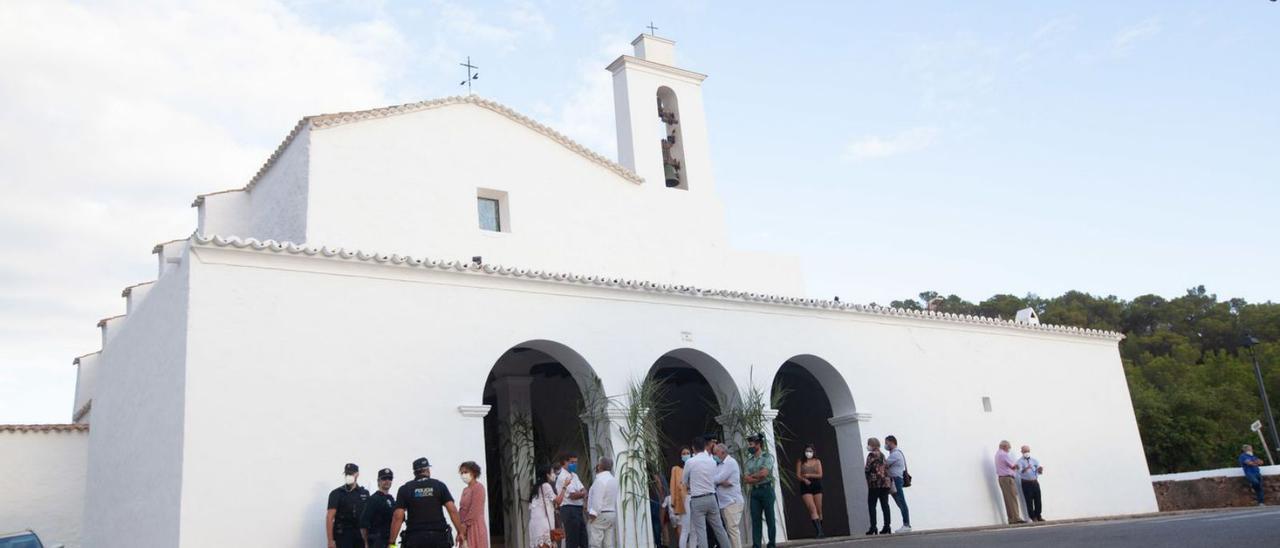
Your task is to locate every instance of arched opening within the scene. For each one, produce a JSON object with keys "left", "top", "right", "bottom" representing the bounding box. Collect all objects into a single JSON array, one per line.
[
  {"left": 771, "top": 355, "right": 860, "bottom": 539},
  {"left": 482, "top": 340, "right": 608, "bottom": 548},
  {"left": 646, "top": 349, "right": 739, "bottom": 461},
  {"left": 656, "top": 86, "right": 688, "bottom": 189}
]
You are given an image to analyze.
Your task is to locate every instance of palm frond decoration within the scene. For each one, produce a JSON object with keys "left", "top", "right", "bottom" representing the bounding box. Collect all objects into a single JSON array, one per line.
[{"left": 615, "top": 375, "right": 671, "bottom": 547}]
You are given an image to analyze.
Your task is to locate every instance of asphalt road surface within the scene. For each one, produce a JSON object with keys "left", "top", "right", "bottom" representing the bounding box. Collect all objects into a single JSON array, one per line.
[{"left": 813, "top": 507, "right": 1280, "bottom": 547}]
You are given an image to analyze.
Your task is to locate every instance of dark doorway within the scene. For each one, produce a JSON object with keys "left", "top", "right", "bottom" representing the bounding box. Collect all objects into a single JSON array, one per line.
[
  {"left": 650, "top": 357, "right": 724, "bottom": 465},
  {"left": 482, "top": 345, "right": 594, "bottom": 548},
  {"left": 773, "top": 361, "right": 851, "bottom": 538}
]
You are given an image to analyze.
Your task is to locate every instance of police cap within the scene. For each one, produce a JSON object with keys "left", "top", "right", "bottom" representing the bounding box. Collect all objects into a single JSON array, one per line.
[
  {"left": 412, "top": 457, "right": 431, "bottom": 471},
  {"left": 344, "top": 462, "right": 359, "bottom": 474},
  {"left": 378, "top": 468, "right": 394, "bottom": 480}
]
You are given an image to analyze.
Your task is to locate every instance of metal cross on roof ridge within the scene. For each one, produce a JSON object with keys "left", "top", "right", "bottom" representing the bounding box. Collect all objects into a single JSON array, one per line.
[{"left": 459, "top": 56, "right": 479, "bottom": 95}]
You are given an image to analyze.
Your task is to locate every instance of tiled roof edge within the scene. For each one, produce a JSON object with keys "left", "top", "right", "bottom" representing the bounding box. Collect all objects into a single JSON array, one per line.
[
  {"left": 195, "top": 95, "right": 643, "bottom": 207},
  {"left": 190, "top": 234, "right": 1125, "bottom": 342},
  {"left": 0, "top": 424, "right": 89, "bottom": 433}
]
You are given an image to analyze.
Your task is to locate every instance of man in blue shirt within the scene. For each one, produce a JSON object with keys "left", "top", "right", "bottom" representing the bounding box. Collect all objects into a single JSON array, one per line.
[{"left": 1239, "top": 445, "right": 1266, "bottom": 506}]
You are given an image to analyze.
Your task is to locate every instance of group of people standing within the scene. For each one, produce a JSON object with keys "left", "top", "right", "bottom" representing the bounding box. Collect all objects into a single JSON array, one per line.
[
  {"left": 325, "top": 459, "right": 489, "bottom": 548},
  {"left": 994, "top": 440, "right": 1046, "bottom": 524},
  {"left": 861, "top": 436, "right": 912, "bottom": 535},
  {"left": 528, "top": 451, "right": 622, "bottom": 548},
  {"left": 661, "top": 433, "right": 780, "bottom": 548}
]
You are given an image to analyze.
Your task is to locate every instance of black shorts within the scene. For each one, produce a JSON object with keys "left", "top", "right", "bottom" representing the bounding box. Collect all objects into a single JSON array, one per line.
[{"left": 800, "top": 479, "right": 824, "bottom": 495}]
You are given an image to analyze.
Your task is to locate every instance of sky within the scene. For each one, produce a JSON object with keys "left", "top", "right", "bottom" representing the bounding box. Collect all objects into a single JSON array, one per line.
[{"left": 1, "top": 0, "right": 1277, "bottom": 423}]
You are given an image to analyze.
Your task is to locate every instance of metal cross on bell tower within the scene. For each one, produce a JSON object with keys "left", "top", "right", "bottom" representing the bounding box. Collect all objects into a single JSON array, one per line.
[
  {"left": 646, "top": 21, "right": 659, "bottom": 35},
  {"left": 459, "top": 56, "right": 479, "bottom": 95}
]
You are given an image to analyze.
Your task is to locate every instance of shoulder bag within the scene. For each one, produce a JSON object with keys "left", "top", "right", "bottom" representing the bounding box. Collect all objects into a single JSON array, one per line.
[{"left": 901, "top": 450, "right": 912, "bottom": 488}]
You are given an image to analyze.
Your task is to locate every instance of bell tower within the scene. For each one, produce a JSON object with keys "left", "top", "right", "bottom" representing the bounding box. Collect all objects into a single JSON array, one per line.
[{"left": 608, "top": 34, "right": 712, "bottom": 193}]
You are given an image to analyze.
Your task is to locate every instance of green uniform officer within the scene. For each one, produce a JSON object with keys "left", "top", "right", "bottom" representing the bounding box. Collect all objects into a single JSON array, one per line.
[{"left": 743, "top": 434, "right": 777, "bottom": 548}]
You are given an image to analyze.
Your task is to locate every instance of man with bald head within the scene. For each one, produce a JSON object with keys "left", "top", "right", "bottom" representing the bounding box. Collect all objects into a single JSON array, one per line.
[
  {"left": 1018, "top": 445, "right": 1044, "bottom": 521},
  {"left": 993, "top": 441, "right": 1025, "bottom": 524}
]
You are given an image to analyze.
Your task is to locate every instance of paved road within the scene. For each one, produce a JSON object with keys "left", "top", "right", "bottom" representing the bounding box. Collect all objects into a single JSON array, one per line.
[{"left": 813, "top": 508, "right": 1280, "bottom": 547}]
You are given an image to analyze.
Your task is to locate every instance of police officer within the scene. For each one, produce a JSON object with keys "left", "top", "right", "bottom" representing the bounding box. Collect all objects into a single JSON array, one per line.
[
  {"left": 327, "top": 463, "right": 370, "bottom": 548},
  {"left": 389, "top": 457, "right": 468, "bottom": 548},
  {"left": 362, "top": 468, "right": 397, "bottom": 548}
]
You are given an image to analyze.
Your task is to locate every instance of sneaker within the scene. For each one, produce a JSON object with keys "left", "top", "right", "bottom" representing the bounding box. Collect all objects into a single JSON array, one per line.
[{"left": 896, "top": 525, "right": 913, "bottom": 533}]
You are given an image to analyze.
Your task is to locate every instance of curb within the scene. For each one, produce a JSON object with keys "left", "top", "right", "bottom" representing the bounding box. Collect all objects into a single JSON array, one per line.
[{"left": 776, "top": 507, "right": 1262, "bottom": 546}]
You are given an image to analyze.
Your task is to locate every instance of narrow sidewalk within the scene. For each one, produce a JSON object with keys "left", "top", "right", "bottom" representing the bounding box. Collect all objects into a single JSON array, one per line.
[{"left": 777, "top": 506, "right": 1262, "bottom": 546}]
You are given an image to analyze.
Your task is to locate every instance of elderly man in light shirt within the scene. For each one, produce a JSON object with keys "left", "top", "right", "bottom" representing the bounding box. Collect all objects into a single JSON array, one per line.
[
  {"left": 713, "top": 443, "right": 744, "bottom": 548},
  {"left": 994, "top": 440, "right": 1026, "bottom": 524},
  {"left": 587, "top": 456, "right": 619, "bottom": 548},
  {"left": 684, "top": 436, "right": 731, "bottom": 548}
]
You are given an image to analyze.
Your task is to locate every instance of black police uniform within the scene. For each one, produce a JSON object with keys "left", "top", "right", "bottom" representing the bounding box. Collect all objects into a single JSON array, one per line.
[
  {"left": 362, "top": 489, "right": 396, "bottom": 546},
  {"left": 395, "top": 475, "right": 455, "bottom": 548},
  {"left": 328, "top": 483, "right": 370, "bottom": 548}
]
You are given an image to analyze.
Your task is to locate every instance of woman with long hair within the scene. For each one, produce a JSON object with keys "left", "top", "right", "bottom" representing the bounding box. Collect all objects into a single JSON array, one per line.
[
  {"left": 864, "top": 438, "right": 893, "bottom": 536},
  {"left": 458, "top": 461, "right": 489, "bottom": 548},
  {"left": 796, "top": 443, "right": 825, "bottom": 538},
  {"left": 666, "top": 446, "right": 693, "bottom": 548},
  {"left": 528, "top": 463, "right": 558, "bottom": 548}
]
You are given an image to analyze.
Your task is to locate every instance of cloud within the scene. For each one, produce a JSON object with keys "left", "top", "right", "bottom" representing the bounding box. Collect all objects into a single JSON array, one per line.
[
  {"left": 0, "top": 0, "right": 409, "bottom": 422},
  {"left": 842, "top": 127, "right": 941, "bottom": 162},
  {"left": 546, "top": 32, "right": 631, "bottom": 160},
  {"left": 1113, "top": 17, "right": 1161, "bottom": 56}
]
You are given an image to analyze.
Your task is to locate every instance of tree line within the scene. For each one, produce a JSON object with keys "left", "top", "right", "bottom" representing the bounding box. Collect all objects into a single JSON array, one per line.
[{"left": 884, "top": 286, "right": 1280, "bottom": 474}]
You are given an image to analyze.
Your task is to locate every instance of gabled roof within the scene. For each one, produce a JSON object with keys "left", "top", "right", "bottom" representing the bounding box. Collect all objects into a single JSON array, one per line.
[{"left": 193, "top": 95, "right": 642, "bottom": 206}]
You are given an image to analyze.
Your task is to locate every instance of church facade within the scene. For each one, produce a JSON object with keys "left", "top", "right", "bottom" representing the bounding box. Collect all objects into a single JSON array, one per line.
[{"left": 59, "top": 35, "right": 1157, "bottom": 547}]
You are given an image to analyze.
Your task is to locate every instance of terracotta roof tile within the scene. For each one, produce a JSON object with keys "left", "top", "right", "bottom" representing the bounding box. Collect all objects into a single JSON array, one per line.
[{"left": 0, "top": 424, "right": 89, "bottom": 433}]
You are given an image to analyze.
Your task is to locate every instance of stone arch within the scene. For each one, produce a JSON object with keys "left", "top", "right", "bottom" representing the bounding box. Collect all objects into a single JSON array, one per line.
[
  {"left": 771, "top": 354, "right": 864, "bottom": 538},
  {"left": 645, "top": 348, "right": 741, "bottom": 467},
  {"left": 481, "top": 339, "right": 609, "bottom": 548}
]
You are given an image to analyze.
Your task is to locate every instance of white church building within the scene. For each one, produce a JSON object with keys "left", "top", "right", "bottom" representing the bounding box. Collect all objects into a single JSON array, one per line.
[{"left": 6, "top": 34, "right": 1158, "bottom": 547}]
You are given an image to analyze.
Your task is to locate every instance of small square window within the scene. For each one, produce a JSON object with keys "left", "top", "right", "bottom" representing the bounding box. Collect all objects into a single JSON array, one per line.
[{"left": 477, "top": 197, "right": 501, "bottom": 231}]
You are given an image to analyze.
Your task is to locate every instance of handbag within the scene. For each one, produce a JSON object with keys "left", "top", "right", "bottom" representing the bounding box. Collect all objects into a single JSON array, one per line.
[
  {"left": 544, "top": 487, "right": 566, "bottom": 543},
  {"left": 901, "top": 450, "right": 912, "bottom": 488}
]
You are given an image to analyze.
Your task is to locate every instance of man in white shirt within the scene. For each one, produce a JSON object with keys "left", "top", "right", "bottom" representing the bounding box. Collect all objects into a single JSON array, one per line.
[
  {"left": 683, "top": 437, "right": 731, "bottom": 548},
  {"left": 556, "top": 451, "right": 589, "bottom": 548},
  {"left": 713, "top": 443, "right": 744, "bottom": 548},
  {"left": 587, "top": 457, "right": 619, "bottom": 548}
]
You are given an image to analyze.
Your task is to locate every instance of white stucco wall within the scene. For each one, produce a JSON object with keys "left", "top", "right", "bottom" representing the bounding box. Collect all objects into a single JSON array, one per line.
[
  {"left": 300, "top": 103, "right": 801, "bottom": 296},
  {"left": 0, "top": 428, "right": 87, "bottom": 548},
  {"left": 248, "top": 125, "right": 310, "bottom": 243},
  {"left": 151, "top": 243, "right": 1156, "bottom": 547},
  {"left": 82, "top": 258, "right": 190, "bottom": 548}
]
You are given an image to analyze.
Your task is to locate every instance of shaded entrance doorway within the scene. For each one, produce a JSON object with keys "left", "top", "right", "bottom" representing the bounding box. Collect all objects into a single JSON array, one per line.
[
  {"left": 772, "top": 356, "right": 859, "bottom": 539},
  {"left": 481, "top": 341, "right": 607, "bottom": 548},
  {"left": 646, "top": 349, "right": 740, "bottom": 468}
]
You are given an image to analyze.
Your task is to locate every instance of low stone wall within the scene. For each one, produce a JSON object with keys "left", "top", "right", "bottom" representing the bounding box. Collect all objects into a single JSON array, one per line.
[{"left": 1152, "top": 466, "right": 1280, "bottom": 511}]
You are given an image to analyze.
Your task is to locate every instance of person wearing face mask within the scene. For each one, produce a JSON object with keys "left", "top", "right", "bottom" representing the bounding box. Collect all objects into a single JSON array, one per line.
[
  {"left": 390, "top": 457, "right": 468, "bottom": 548},
  {"left": 1018, "top": 446, "right": 1045, "bottom": 521},
  {"left": 795, "top": 443, "right": 825, "bottom": 538},
  {"left": 458, "top": 461, "right": 489, "bottom": 548},
  {"left": 667, "top": 447, "right": 692, "bottom": 548},
  {"left": 863, "top": 438, "right": 892, "bottom": 536},
  {"left": 883, "top": 436, "right": 910, "bottom": 533},
  {"left": 993, "top": 441, "right": 1025, "bottom": 524},
  {"left": 742, "top": 433, "right": 778, "bottom": 548},
  {"left": 326, "top": 463, "right": 370, "bottom": 548},
  {"left": 361, "top": 468, "right": 396, "bottom": 548},
  {"left": 712, "top": 443, "right": 744, "bottom": 548},
  {"left": 529, "top": 464, "right": 558, "bottom": 548},
  {"left": 1239, "top": 445, "right": 1266, "bottom": 506},
  {"left": 587, "top": 456, "right": 619, "bottom": 548},
  {"left": 555, "top": 452, "right": 588, "bottom": 548},
  {"left": 683, "top": 436, "right": 731, "bottom": 548}
]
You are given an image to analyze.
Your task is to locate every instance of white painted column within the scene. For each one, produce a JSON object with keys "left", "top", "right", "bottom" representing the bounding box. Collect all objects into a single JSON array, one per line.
[
  {"left": 458, "top": 404, "right": 493, "bottom": 542},
  {"left": 829, "top": 412, "right": 871, "bottom": 534},
  {"left": 493, "top": 376, "right": 534, "bottom": 548},
  {"left": 604, "top": 406, "right": 654, "bottom": 548},
  {"left": 763, "top": 408, "right": 789, "bottom": 543}
]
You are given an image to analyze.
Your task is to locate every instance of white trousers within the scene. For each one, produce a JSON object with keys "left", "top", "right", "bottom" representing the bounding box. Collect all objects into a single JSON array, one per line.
[
  {"left": 721, "top": 501, "right": 744, "bottom": 548},
  {"left": 588, "top": 512, "right": 617, "bottom": 548}
]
